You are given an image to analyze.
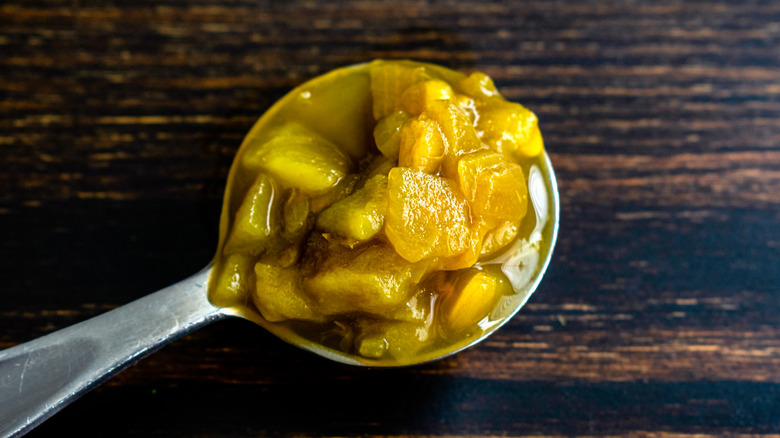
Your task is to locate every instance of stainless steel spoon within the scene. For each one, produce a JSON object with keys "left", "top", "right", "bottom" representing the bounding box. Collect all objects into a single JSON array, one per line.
[{"left": 0, "top": 61, "right": 560, "bottom": 437}]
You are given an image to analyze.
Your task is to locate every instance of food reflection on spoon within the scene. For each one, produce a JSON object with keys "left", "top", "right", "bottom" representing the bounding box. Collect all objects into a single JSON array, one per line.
[
  {"left": 0, "top": 60, "right": 558, "bottom": 437},
  {"left": 210, "top": 59, "right": 559, "bottom": 365}
]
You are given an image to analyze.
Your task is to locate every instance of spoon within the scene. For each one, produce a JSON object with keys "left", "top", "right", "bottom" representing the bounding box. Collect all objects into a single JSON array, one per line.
[{"left": 0, "top": 65, "right": 560, "bottom": 438}]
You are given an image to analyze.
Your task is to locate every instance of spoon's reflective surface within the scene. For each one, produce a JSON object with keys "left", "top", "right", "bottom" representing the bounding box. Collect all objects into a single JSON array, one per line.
[
  {"left": 0, "top": 64, "right": 559, "bottom": 437},
  {"left": 0, "top": 267, "right": 222, "bottom": 437}
]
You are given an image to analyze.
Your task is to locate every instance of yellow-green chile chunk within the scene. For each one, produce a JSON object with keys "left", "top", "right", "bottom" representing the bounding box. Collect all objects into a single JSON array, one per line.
[
  {"left": 241, "top": 123, "right": 351, "bottom": 194},
  {"left": 210, "top": 253, "right": 254, "bottom": 308},
  {"left": 253, "top": 262, "right": 325, "bottom": 323},
  {"left": 225, "top": 173, "right": 279, "bottom": 256},
  {"left": 370, "top": 61, "right": 433, "bottom": 119},
  {"left": 316, "top": 175, "right": 388, "bottom": 243},
  {"left": 373, "top": 110, "right": 411, "bottom": 160},
  {"left": 439, "top": 268, "right": 512, "bottom": 335},
  {"left": 303, "top": 241, "right": 430, "bottom": 316},
  {"left": 456, "top": 150, "right": 528, "bottom": 225},
  {"left": 355, "top": 320, "right": 432, "bottom": 361},
  {"left": 385, "top": 167, "right": 472, "bottom": 263}
]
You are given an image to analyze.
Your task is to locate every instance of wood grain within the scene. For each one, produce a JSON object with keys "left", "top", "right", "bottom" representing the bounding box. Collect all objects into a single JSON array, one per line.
[{"left": 1, "top": 0, "right": 779, "bottom": 436}]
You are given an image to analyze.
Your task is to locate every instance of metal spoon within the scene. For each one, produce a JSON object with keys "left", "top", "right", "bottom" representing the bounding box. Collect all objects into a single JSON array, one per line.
[{"left": 0, "top": 61, "right": 560, "bottom": 435}]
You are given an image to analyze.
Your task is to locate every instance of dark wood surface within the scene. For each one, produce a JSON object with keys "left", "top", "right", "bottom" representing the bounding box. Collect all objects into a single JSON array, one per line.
[{"left": 2, "top": 0, "right": 779, "bottom": 436}]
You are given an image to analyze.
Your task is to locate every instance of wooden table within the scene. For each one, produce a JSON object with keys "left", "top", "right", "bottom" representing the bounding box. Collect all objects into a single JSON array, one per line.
[{"left": 2, "top": 1, "right": 779, "bottom": 436}]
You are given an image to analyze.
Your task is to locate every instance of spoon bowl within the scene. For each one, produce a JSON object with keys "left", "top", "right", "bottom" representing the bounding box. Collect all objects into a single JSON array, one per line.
[{"left": 208, "top": 60, "right": 560, "bottom": 367}]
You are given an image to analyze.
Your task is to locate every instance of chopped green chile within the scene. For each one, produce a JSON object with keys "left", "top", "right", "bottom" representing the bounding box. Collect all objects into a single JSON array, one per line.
[{"left": 209, "top": 60, "right": 552, "bottom": 365}]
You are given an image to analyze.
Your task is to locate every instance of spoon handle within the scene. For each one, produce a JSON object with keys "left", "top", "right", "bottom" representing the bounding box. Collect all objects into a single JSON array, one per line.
[{"left": 0, "top": 266, "right": 224, "bottom": 438}]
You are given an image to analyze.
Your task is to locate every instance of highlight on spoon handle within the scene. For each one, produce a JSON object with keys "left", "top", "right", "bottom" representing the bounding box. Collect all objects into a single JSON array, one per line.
[{"left": 0, "top": 266, "right": 224, "bottom": 438}]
